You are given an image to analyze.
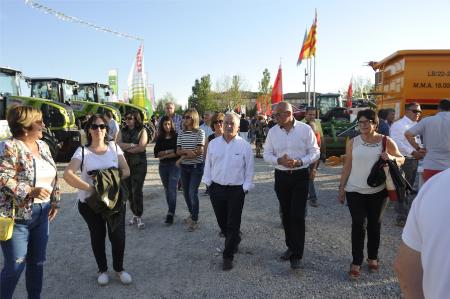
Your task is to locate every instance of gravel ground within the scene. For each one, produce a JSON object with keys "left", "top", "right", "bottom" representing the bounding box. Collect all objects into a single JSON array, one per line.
[{"left": 3, "top": 144, "right": 403, "bottom": 299}]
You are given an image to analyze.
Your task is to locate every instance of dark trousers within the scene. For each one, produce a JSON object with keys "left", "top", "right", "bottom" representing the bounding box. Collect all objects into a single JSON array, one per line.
[
  {"left": 209, "top": 182, "right": 245, "bottom": 260},
  {"left": 274, "top": 168, "right": 309, "bottom": 260},
  {"left": 78, "top": 201, "right": 125, "bottom": 273},
  {"left": 395, "top": 158, "right": 418, "bottom": 221},
  {"left": 125, "top": 162, "right": 147, "bottom": 217},
  {"left": 346, "top": 189, "right": 388, "bottom": 265}
]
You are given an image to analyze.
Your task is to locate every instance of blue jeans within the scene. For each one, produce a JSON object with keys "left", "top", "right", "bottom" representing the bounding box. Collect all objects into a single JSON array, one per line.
[
  {"left": 1, "top": 202, "right": 51, "bottom": 299},
  {"left": 180, "top": 163, "right": 204, "bottom": 222},
  {"left": 159, "top": 161, "right": 181, "bottom": 215},
  {"left": 308, "top": 180, "right": 317, "bottom": 201}
]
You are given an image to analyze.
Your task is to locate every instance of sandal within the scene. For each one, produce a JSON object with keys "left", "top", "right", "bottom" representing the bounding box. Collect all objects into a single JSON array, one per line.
[
  {"left": 367, "top": 259, "right": 380, "bottom": 273},
  {"left": 348, "top": 264, "right": 361, "bottom": 280}
]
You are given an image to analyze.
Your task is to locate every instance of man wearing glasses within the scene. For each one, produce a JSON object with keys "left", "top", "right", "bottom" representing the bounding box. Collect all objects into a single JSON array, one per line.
[
  {"left": 203, "top": 113, "right": 254, "bottom": 271},
  {"left": 405, "top": 99, "right": 450, "bottom": 182},
  {"left": 263, "top": 102, "right": 320, "bottom": 270},
  {"left": 390, "top": 102, "right": 424, "bottom": 227}
]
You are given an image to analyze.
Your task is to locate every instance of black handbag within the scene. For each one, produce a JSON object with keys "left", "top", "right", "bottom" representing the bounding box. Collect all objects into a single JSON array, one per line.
[{"left": 367, "top": 136, "right": 387, "bottom": 187}]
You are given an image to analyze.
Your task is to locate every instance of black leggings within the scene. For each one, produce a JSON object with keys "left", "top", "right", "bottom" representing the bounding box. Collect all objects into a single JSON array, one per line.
[
  {"left": 78, "top": 201, "right": 126, "bottom": 272},
  {"left": 346, "top": 189, "right": 388, "bottom": 265}
]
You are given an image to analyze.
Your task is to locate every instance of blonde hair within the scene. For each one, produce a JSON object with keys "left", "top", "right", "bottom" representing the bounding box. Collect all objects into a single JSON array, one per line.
[
  {"left": 7, "top": 105, "right": 43, "bottom": 137},
  {"left": 183, "top": 108, "right": 200, "bottom": 131}
]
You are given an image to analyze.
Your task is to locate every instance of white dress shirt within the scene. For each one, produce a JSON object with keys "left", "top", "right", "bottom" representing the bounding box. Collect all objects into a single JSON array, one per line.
[
  {"left": 202, "top": 135, "right": 254, "bottom": 192},
  {"left": 263, "top": 120, "right": 320, "bottom": 170},
  {"left": 390, "top": 116, "right": 418, "bottom": 157}
]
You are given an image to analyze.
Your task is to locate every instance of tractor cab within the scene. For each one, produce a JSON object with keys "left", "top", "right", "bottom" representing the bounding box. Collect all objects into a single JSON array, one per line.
[
  {"left": 29, "top": 77, "right": 78, "bottom": 105},
  {"left": 77, "top": 82, "right": 112, "bottom": 103}
]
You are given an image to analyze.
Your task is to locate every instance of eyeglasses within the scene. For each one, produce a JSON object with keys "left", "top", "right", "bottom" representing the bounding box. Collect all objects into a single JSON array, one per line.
[
  {"left": 183, "top": 115, "right": 192, "bottom": 120},
  {"left": 213, "top": 120, "right": 224, "bottom": 125},
  {"left": 223, "top": 121, "right": 235, "bottom": 126},
  {"left": 34, "top": 120, "right": 44, "bottom": 125},
  {"left": 90, "top": 124, "right": 107, "bottom": 130},
  {"left": 125, "top": 116, "right": 134, "bottom": 120},
  {"left": 409, "top": 109, "right": 422, "bottom": 114},
  {"left": 357, "top": 120, "right": 374, "bottom": 126}
]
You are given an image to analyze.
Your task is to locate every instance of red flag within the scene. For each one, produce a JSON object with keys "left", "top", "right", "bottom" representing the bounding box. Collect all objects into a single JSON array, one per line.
[
  {"left": 297, "top": 29, "right": 308, "bottom": 66},
  {"left": 271, "top": 65, "right": 283, "bottom": 104},
  {"left": 266, "top": 101, "right": 272, "bottom": 115},
  {"left": 256, "top": 101, "right": 262, "bottom": 113},
  {"left": 347, "top": 79, "right": 353, "bottom": 108},
  {"left": 309, "top": 10, "right": 317, "bottom": 57}
]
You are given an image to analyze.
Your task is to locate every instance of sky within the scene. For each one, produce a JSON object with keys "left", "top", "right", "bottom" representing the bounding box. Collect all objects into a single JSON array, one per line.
[{"left": 1, "top": 0, "right": 450, "bottom": 107}]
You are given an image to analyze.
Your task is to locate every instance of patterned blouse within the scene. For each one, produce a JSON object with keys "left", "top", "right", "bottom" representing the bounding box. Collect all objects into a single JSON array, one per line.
[{"left": 0, "top": 138, "right": 60, "bottom": 220}]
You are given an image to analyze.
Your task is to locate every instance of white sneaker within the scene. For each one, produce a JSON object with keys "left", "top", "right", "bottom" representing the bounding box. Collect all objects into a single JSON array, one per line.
[
  {"left": 136, "top": 217, "right": 145, "bottom": 229},
  {"left": 116, "top": 271, "right": 132, "bottom": 285},
  {"left": 128, "top": 216, "right": 137, "bottom": 225},
  {"left": 97, "top": 272, "right": 109, "bottom": 286}
]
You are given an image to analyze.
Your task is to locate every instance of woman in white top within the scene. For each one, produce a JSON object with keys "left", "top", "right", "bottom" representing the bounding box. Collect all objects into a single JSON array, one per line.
[
  {"left": 64, "top": 114, "right": 131, "bottom": 286},
  {"left": 338, "top": 109, "right": 404, "bottom": 280},
  {"left": 0, "top": 106, "right": 59, "bottom": 299}
]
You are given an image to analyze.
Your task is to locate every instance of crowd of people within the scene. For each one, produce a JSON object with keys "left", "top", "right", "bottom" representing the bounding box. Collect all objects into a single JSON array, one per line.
[{"left": 0, "top": 99, "right": 449, "bottom": 298}]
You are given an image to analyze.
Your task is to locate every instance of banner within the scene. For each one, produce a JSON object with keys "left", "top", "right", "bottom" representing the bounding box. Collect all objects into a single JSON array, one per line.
[
  {"left": 271, "top": 65, "right": 283, "bottom": 104},
  {"left": 108, "top": 69, "right": 118, "bottom": 101},
  {"left": 127, "top": 44, "right": 152, "bottom": 116}
]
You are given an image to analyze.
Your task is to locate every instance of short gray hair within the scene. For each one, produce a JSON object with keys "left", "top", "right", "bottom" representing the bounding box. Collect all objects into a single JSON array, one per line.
[{"left": 225, "top": 111, "right": 240, "bottom": 125}]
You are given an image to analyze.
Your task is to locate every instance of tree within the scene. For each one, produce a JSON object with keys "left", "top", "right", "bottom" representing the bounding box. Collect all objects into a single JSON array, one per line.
[
  {"left": 188, "top": 74, "right": 216, "bottom": 115},
  {"left": 343, "top": 76, "right": 374, "bottom": 99},
  {"left": 211, "top": 74, "right": 248, "bottom": 112},
  {"left": 155, "top": 92, "right": 180, "bottom": 115},
  {"left": 257, "top": 68, "right": 272, "bottom": 114}
]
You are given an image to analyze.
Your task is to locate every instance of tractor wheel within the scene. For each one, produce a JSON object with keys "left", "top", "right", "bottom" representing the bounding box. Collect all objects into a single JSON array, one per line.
[{"left": 42, "top": 129, "right": 58, "bottom": 160}]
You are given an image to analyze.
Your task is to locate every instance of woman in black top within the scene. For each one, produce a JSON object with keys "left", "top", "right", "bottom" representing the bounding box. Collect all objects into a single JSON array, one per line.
[
  {"left": 118, "top": 110, "right": 148, "bottom": 229},
  {"left": 154, "top": 116, "right": 180, "bottom": 224},
  {"left": 205, "top": 112, "right": 225, "bottom": 153}
]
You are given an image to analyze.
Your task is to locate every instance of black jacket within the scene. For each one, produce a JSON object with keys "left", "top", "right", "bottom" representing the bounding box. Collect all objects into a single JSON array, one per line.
[
  {"left": 85, "top": 167, "right": 128, "bottom": 231},
  {"left": 386, "top": 159, "right": 414, "bottom": 203}
]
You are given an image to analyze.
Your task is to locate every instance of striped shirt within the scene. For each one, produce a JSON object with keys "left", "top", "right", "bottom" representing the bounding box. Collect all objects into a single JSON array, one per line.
[{"left": 177, "top": 129, "right": 205, "bottom": 165}]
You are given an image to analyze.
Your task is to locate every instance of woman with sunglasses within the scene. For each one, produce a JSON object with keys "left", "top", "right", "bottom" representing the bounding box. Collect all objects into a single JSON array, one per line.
[
  {"left": 64, "top": 114, "right": 132, "bottom": 286},
  {"left": 205, "top": 112, "right": 225, "bottom": 155},
  {"left": 154, "top": 116, "right": 180, "bottom": 225},
  {"left": 176, "top": 108, "right": 205, "bottom": 231},
  {"left": 117, "top": 110, "right": 148, "bottom": 229},
  {"left": 338, "top": 109, "right": 404, "bottom": 280},
  {"left": 0, "top": 105, "right": 60, "bottom": 299}
]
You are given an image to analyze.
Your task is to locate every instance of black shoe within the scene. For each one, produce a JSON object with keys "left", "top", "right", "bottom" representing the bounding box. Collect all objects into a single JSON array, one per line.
[
  {"left": 223, "top": 258, "right": 233, "bottom": 271},
  {"left": 280, "top": 249, "right": 292, "bottom": 261},
  {"left": 165, "top": 215, "right": 174, "bottom": 225},
  {"left": 290, "top": 259, "right": 302, "bottom": 270}
]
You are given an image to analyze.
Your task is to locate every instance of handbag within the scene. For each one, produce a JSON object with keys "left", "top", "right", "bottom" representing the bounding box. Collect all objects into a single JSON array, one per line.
[
  {"left": 0, "top": 199, "right": 15, "bottom": 241},
  {"left": 367, "top": 136, "right": 388, "bottom": 188}
]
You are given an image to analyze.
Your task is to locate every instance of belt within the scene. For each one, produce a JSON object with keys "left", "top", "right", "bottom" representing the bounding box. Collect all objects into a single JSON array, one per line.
[
  {"left": 211, "top": 181, "right": 242, "bottom": 188},
  {"left": 275, "top": 168, "right": 307, "bottom": 175}
]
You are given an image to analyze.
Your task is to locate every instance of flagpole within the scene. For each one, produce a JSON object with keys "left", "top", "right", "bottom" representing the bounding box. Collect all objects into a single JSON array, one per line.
[
  {"left": 313, "top": 56, "right": 316, "bottom": 107},
  {"left": 307, "top": 58, "right": 312, "bottom": 106}
]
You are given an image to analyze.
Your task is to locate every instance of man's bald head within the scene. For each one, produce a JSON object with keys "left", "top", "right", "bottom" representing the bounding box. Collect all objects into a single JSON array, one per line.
[{"left": 276, "top": 102, "right": 292, "bottom": 113}]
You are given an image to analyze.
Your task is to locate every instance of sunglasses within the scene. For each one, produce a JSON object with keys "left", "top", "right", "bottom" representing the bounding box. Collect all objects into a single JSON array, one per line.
[
  {"left": 125, "top": 116, "right": 134, "bottom": 120},
  {"left": 183, "top": 115, "right": 192, "bottom": 120},
  {"left": 213, "top": 120, "right": 224, "bottom": 125},
  {"left": 357, "top": 120, "right": 374, "bottom": 126},
  {"left": 34, "top": 120, "right": 44, "bottom": 125},
  {"left": 90, "top": 124, "right": 107, "bottom": 130},
  {"left": 409, "top": 109, "right": 422, "bottom": 114}
]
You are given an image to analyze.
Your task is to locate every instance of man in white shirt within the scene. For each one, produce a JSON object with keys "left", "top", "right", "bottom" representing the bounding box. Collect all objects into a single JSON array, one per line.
[
  {"left": 263, "top": 102, "right": 320, "bottom": 270},
  {"left": 394, "top": 168, "right": 450, "bottom": 299},
  {"left": 203, "top": 112, "right": 254, "bottom": 271},
  {"left": 390, "top": 102, "right": 424, "bottom": 227}
]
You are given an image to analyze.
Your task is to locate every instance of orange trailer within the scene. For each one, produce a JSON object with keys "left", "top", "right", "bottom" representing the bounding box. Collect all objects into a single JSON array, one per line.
[{"left": 372, "top": 50, "right": 450, "bottom": 118}]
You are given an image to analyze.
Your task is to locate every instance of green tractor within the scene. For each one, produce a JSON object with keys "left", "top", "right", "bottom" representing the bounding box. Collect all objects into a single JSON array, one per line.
[
  {"left": 77, "top": 82, "right": 156, "bottom": 142},
  {"left": 0, "top": 67, "right": 81, "bottom": 162},
  {"left": 28, "top": 78, "right": 121, "bottom": 129}
]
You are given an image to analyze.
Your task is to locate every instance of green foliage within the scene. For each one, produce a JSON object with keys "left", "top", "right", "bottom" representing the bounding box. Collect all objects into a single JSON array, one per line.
[
  {"left": 155, "top": 92, "right": 181, "bottom": 115},
  {"left": 188, "top": 74, "right": 217, "bottom": 115},
  {"left": 257, "top": 68, "right": 272, "bottom": 114}
]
